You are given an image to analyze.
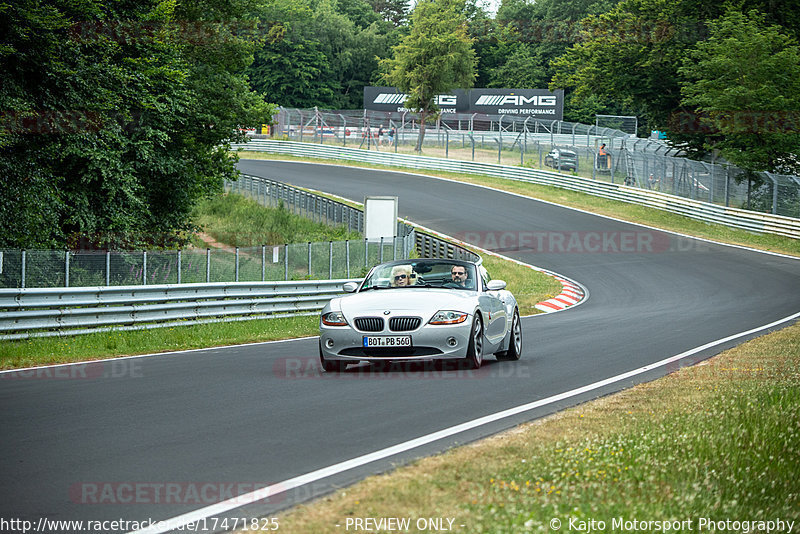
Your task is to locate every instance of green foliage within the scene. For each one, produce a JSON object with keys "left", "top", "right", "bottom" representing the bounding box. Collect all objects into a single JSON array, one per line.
[
  {"left": 549, "top": 0, "right": 800, "bottom": 171},
  {"left": 368, "top": 0, "right": 411, "bottom": 27},
  {"left": 487, "top": 43, "right": 549, "bottom": 88},
  {"left": 0, "top": 0, "right": 276, "bottom": 250},
  {"left": 247, "top": 0, "right": 399, "bottom": 109},
  {"left": 679, "top": 10, "right": 800, "bottom": 174},
  {"left": 380, "top": 0, "right": 477, "bottom": 151},
  {"left": 478, "top": 0, "right": 621, "bottom": 103},
  {"left": 193, "top": 193, "right": 361, "bottom": 247},
  {"left": 550, "top": 0, "right": 698, "bottom": 130}
]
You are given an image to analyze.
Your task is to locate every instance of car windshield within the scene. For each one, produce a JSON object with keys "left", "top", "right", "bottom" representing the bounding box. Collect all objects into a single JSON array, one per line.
[{"left": 360, "top": 260, "right": 477, "bottom": 291}]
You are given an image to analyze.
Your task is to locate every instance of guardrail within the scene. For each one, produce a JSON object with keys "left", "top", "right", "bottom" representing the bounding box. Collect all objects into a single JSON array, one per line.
[
  {"left": 0, "top": 280, "right": 357, "bottom": 340},
  {"left": 233, "top": 140, "right": 800, "bottom": 239}
]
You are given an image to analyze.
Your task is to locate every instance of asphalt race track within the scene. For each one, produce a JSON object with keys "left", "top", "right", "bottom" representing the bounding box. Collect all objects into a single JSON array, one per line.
[{"left": 2, "top": 159, "right": 799, "bottom": 533}]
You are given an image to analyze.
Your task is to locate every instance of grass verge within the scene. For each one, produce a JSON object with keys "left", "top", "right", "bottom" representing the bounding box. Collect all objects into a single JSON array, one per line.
[
  {"left": 237, "top": 152, "right": 800, "bottom": 257},
  {"left": 253, "top": 321, "right": 800, "bottom": 533},
  {"left": 191, "top": 193, "right": 361, "bottom": 248},
  {"left": 0, "top": 315, "right": 319, "bottom": 370}
]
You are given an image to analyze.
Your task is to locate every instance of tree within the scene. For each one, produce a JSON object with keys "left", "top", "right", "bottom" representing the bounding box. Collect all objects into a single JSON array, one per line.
[
  {"left": 380, "top": 0, "right": 477, "bottom": 151},
  {"left": 487, "top": 43, "right": 549, "bottom": 88},
  {"left": 368, "top": 0, "right": 411, "bottom": 27},
  {"left": 475, "top": 0, "right": 620, "bottom": 105},
  {"left": 549, "top": 0, "right": 800, "bottom": 136},
  {"left": 550, "top": 0, "right": 703, "bottom": 132},
  {"left": 248, "top": 0, "right": 396, "bottom": 109},
  {"left": 0, "top": 0, "right": 275, "bottom": 249},
  {"left": 679, "top": 9, "right": 800, "bottom": 175}
]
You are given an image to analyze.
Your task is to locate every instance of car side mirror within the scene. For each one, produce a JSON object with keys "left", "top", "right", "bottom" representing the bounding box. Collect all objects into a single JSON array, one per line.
[
  {"left": 342, "top": 282, "right": 359, "bottom": 293},
  {"left": 487, "top": 280, "right": 506, "bottom": 291}
]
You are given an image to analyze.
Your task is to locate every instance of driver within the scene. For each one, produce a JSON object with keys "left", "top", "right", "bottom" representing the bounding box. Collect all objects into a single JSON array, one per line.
[{"left": 450, "top": 265, "right": 469, "bottom": 287}]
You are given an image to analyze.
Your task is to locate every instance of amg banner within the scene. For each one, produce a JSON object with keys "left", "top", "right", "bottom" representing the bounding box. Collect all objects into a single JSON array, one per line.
[{"left": 364, "top": 86, "right": 564, "bottom": 120}]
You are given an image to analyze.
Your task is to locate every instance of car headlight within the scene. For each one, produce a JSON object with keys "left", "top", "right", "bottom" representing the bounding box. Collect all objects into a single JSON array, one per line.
[
  {"left": 429, "top": 310, "right": 468, "bottom": 325},
  {"left": 321, "top": 311, "right": 348, "bottom": 326}
]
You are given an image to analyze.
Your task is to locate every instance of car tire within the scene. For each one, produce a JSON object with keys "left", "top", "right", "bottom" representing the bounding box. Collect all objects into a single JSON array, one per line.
[
  {"left": 464, "top": 315, "right": 483, "bottom": 369},
  {"left": 319, "top": 343, "right": 347, "bottom": 372},
  {"left": 496, "top": 308, "right": 522, "bottom": 361}
]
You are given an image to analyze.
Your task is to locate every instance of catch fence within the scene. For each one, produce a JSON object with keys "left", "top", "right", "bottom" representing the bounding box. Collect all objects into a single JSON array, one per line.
[{"left": 265, "top": 107, "right": 800, "bottom": 218}]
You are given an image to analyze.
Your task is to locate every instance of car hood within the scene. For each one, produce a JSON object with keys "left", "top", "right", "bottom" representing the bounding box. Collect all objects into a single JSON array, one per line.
[{"left": 338, "top": 288, "right": 477, "bottom": 317}]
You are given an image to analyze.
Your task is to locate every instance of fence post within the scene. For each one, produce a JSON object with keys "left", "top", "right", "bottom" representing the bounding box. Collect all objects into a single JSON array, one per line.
[
  {"left": 346, "top": 240, "right": 350, "bottom": 278},
  {"left": 329, "top": 241, "right": 333, "bottom": 279},
  {"left": 235, "top": 247, "right": 240, "bottom": 282},
  {"left": 21, "top": 250, "right": 25, "bottom": 288},
  {"left": 284, "top": 244, "right": 289, "bottom": 281},
  {"left": 106, "top": 251, "right": 110, "bottom": 286},
  {"left": 725, "top": 165, "right": 730, "bottom": 207},
  {"left": 262, "top": 245, "right": 266, "bottom": 281},
  {"left": 177, "top": 250, "right": 181, "bottom": 284},
  {"left": 65, "top": 251, "right": 70, "bottom": 288},
  {"left": 143, "top": 251, "right": 147, "bottom": 285},
  {"left": 206, "top": 249, "right": 211, "bottom": 283},
  {"left": 308, "top": 242, "right": 312, "bottom": 278}
]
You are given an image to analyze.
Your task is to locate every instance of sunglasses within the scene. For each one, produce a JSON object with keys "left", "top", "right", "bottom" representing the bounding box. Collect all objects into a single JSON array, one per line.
[
  {"left": 452, "top": 271, "right": 466, "bottom": 276},
  {"left": 394, "top": 274, "right": 408, "bottom": 280}
]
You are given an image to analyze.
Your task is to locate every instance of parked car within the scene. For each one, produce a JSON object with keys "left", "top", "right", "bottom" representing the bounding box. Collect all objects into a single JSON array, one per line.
[
  {"left": 319, "top": 258, "right": 523, "bottom": 372},
  {"left": 544, "top": 148, "right": 578, "bottom": 171}
]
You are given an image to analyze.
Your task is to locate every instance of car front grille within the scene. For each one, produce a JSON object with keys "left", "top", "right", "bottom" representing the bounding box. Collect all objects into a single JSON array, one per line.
[
  {"left": 354, "top": 317, "right": 384, "bottom": 332},
  {"left": 389, "top": 317, "right": 421, "bottom": 332}
]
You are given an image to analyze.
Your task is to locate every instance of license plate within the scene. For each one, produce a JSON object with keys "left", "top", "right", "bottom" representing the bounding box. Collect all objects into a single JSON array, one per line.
[{"left": 363, "top": 336, "right": 412, "bottom": 348}]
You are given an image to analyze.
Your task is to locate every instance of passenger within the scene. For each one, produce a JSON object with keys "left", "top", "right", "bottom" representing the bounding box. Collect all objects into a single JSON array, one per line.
[{"left": 391, "top": 265, "right": 412, "bottom": 287}]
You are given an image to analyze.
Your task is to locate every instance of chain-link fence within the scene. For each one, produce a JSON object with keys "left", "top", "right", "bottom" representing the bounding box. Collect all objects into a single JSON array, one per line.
[
  {"left": 0, "top": 239, "right": 414, "bottom": 289},
  {"left": 262, "top": 107, "right": 800, "bottom": 218}
]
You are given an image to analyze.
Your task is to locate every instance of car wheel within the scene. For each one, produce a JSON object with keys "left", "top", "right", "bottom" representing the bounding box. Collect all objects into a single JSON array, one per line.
[
  {"left": 319, "top": 343, "right": 347, "bottom": 372},
  {"left": 465, "top": 315, "right": 483, "bottom": 369},
  {"left": 496, "top": 308, "right": 522, "bottom": 361}
]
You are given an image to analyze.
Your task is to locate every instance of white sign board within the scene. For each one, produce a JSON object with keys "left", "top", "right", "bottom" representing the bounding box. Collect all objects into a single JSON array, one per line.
[{"left": 364, "top": 196, "right": 398, "bottom": 242}]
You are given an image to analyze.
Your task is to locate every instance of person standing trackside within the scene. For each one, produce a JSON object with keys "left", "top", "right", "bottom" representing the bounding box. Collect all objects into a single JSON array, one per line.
[
  {"left": 388, "top": 126, "right": 395, "bottom": 146},
  {"left": 598, "top": 143, "right": 610, "bottom": 169},
  {"left": 378, "top": 124, "right": 385, "bottom": 146}
]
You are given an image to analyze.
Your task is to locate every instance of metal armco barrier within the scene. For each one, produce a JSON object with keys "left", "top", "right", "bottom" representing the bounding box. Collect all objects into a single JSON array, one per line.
[
  {"left": 233, "top": 140, "right": 800, "bottom": 239},
  {"left": 416, "top": 233, "right": 475, "bottom": 260},
  {"left": 0, "top": 280, "right": 358, "bottom": 340}
]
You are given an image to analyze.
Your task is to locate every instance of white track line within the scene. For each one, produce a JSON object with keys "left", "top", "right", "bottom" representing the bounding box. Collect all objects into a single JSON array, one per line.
[{"left": 130, "top": 310, "right": 800, "bottom": 534}]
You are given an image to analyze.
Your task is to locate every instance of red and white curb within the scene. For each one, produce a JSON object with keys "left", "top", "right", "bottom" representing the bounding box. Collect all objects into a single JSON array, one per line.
[
  {"left": 534, "top": 277, "right": 585, "bottom": 313},
  {"left": 400, "top": 220, "right": 588, "bottom": 315}
]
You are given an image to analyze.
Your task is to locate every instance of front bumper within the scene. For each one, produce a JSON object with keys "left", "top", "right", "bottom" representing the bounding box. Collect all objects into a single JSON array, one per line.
[{"left": 319, "top": 321, "right": 473, "bottom": 363}]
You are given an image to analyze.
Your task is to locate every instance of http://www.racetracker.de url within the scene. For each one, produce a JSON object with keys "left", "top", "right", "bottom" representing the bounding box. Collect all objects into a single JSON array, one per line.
[{"left": 0, "top": 516, "right": 281, "bottom": 533}]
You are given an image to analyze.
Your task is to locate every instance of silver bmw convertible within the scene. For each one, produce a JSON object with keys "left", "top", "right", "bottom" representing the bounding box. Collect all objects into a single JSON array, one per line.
[{"left": 319, "top": 258, "right": 523, "bottom": 372}]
